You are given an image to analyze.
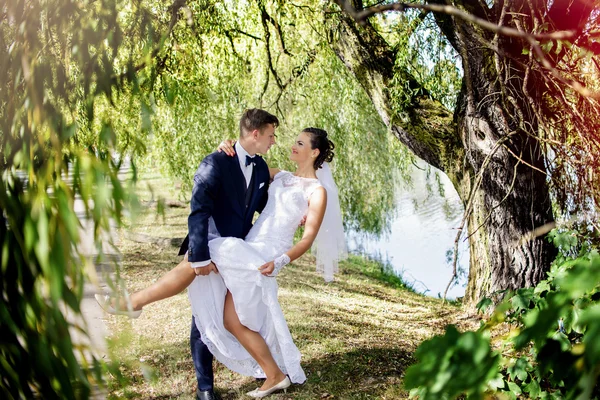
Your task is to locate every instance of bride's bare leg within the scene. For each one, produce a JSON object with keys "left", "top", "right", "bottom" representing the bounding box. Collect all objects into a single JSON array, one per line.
[
  {"left": 118, "top": 257, "right": 196, "bottom": 311},
  {"left": 223, "top": 291, "right": 286, "bottom": 390}
]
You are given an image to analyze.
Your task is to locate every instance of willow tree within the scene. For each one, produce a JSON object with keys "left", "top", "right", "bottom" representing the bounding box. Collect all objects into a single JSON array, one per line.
[
  {"left": 0, "top": 0, "right": 173, "bottom": 396},
  {"left": 139, "top": 0, "right": 599, "bottom": 303},
  {"left": 153, "top": 0, "right": 599, "bottom": 303},
  {"left": 138, "top": 0, "right": 413, "bottom": 236},
  {"left": 1, "top": 0, "right": 412, "bottom": 393},
  {"left": 323, "top": 0, "right": 600, "bottom": 303}
]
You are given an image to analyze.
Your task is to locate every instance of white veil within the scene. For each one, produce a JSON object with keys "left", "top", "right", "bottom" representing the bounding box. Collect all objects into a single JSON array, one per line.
[{"left": 313, "top": 162, "right": 348, "bottom": 282}]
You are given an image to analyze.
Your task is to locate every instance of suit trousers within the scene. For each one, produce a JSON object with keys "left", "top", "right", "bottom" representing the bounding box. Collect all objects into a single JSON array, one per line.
[{"left": 190, "top": 316, "right": 214, "bottom": 391}]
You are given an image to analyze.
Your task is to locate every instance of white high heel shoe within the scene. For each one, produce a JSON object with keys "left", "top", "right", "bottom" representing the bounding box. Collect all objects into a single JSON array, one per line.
[
  {"left": 94, "top": 293, "right": 142, "bottom": 319},
  {"left": 246, "top": 376, "right": 291, "bottom": 398}
]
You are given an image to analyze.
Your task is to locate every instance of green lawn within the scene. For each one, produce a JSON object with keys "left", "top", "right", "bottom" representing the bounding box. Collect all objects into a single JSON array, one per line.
[{"left": 104, "top": 171, "right": 472, "bottom": 399}]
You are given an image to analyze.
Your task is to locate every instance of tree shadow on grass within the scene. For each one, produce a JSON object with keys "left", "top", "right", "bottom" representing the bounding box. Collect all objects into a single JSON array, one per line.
[
  {"left": 214, "top": 346, "right": 415, "bottom": 400},
  {"left": 112, "top": 338, "right": 415, "bottom": 399},
  {"left": 284, "top": 346, "right": 414, "bottom": 399}
]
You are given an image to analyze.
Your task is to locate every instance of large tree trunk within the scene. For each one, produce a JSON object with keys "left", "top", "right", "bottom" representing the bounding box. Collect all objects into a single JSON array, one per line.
[
  {"left": 331, "top": 9, "right": 556, "bottom": 305},
  {"left": 459, "top": 108, "right": 556, "bottom": 303}
]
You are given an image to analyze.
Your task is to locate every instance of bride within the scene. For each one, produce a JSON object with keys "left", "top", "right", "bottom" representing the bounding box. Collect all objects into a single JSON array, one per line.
[{"left": 96, "top": 128, "right": 347, "bottom": 397}]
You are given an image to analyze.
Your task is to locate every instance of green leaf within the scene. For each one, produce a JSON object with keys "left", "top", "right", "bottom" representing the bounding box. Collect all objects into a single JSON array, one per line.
[
  {"left": 555, "top": 40, "right": 563, "bottom": 55},
  {"left": 404, "top": 325, "right": 500, "bottom": 398},
  {"left": 507, "top": 381, "right": 523, "bottom": 395},
  {"left": 508, "top": 357, "right": 531, "bottom": 382},
  {"left": 579, "top": 304, "right": 600, "bottom": 365},
  {"left": 164, "top": 79, "right": 177, "bottom": 105},
  {"left": 511, "top": 288, "right": 534, "bottom": 312},
  {"left": 555, "top": 257, "right": 600, "bottom": 298},
  {"left": 534, "top": 280, "right": 551, "bottom": 295},
  {"left": 541, "top": 41, "right": 554, "bottom": 53},
  {"left": 34, "top": 211, "right": 50, "bottom": 274},
  {"left": 62, "top": 288, "right": 80, "bottom": 313},
  {"left": 61, "top": 122, "right": 77, "bottom": 141},
  {"left": 56, "top": 187, "right": 80, "bottom": 242},
  {"left": 24, "top": 215, "right": 36, "bottom": 255},
  {"left": 100, "top": 122, "right": 116, "bottom": 146},
  {"left": 476, "top": 297, "right": 493, "bottom": 314},
  {"left": 524, "top": 378, "right": 541, "bottom": 398},
  {"left": 141, "top": 101, "right": 153, "bottom": 133},
  {"left": 487, "top": 373, "right": 505, "bottom": 390}
]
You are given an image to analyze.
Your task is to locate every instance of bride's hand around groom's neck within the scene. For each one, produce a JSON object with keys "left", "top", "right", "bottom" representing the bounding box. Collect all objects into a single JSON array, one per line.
[
  {"left": 217, "top": 139, "right": 236, "bottom": 157},
  {"left": 298, "top": 215, "right": 307, "bottom": 227}
]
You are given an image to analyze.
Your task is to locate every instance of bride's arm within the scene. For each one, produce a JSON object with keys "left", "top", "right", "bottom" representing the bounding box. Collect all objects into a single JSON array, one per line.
[
  {"left": 285, "top": 187, "right": 327, "bottom": 262},
  {"left": 258, "top": 187, "right": 327, "bottom": 275}
]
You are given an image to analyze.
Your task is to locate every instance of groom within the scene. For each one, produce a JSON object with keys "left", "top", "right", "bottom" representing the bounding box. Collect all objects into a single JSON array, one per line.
[{"left": 178, "top": 108, "right": 278, "bottom": 400}]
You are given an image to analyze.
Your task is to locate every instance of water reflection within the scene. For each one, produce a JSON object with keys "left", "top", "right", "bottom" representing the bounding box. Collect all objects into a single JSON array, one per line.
[{"left": 348, "top": 159, "right": 469, "bottom": 299}]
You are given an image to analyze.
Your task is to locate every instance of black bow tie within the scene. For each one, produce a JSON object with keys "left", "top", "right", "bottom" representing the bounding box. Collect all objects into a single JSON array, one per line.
[{"left": 245, "top": 155, "right": 255, "bottom": 167}]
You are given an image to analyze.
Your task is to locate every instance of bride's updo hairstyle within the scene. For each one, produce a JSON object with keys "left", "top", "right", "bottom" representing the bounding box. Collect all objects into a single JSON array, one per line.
[{"left": 303, "top": 127, "right": 335, "bottom": 170}]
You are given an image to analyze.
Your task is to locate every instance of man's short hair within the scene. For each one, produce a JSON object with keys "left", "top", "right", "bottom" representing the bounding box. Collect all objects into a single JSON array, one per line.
[{"left": 239, "top": 109, "right": 279, "bottom": 137}]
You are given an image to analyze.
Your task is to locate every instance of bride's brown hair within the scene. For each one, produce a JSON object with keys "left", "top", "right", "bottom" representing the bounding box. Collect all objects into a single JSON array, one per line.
[{"left": 303, "top": 127, "right": 335, "bottom": 169}]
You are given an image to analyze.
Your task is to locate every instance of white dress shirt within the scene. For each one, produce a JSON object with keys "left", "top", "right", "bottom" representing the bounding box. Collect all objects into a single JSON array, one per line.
[
  {"left": 235, "top": 141, "right": 255, "bottom": 188},
  {"left": 191, "top": 142, "right": 255, "bottom": 269}
]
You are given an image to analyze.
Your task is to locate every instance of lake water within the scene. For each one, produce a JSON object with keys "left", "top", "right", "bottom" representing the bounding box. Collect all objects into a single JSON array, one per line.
[{"left": 348, "top": 159, "right": 469, "bottom": 299}]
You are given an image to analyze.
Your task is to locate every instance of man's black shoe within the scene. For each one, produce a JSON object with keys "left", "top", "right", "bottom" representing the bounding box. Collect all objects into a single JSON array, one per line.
[{"left": 196, "top": 389, "right": 220, "bottom": 400}]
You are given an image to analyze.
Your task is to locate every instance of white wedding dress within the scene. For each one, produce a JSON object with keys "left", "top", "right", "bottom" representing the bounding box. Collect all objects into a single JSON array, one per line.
[{"left": 187, "top": 171, "right": 323, "bottom": 384}]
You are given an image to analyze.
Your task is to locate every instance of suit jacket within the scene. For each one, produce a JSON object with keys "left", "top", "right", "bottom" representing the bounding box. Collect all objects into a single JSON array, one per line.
[{"left": 178, "top": 150, "right": 270, "bottom": 262}]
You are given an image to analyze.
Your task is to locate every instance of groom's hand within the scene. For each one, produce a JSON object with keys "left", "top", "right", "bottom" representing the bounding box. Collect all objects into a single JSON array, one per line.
[
  {"left": 194, "top": 262, "right": 219, "bottom": 276},
  {"left": 258, "top": 261, "right": 275, "bottom": 276}
]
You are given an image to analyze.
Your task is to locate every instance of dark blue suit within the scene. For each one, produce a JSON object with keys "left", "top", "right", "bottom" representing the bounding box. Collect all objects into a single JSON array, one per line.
[{"left": 178, "top": 150, "right": 269, "bottom": 391}]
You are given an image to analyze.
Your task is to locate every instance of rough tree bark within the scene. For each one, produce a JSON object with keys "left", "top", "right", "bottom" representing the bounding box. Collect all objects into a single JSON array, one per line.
[{"left": 330, "top": 0, "right": 563, "bottom": 304}]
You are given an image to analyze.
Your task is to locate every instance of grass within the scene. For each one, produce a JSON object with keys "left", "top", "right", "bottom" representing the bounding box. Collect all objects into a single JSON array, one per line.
[{"left": 103, "top": 171, "right": 475, "bottom": 399}]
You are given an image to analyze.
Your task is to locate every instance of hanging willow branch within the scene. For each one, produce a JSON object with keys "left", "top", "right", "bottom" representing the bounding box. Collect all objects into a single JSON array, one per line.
[
  {"left": 337, "top": 0, "right": 600, "bottom": 244},
  {"left": 112, "top": 0, "right": 187, "bottom": 83},
  {"left": 334, "top": 0, "right": 600, "bottom": 100},
  {"left": 335, "top": 0, "right": 576, "bottom": 40}
]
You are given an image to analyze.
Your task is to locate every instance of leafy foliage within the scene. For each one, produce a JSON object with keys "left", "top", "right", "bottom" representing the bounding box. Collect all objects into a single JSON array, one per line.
[
  {"left": 4, "top": 0, "right": 597, "bottom": 397},
  {"left": 140, "top": 0, "right": 414, "bottom": 236},
  {"left": 0, "top": 0, "right": 165, "bottom": 397},
  {"left": 405, "top": 229, "right": 600, "bottom": 399},
  {"left": 405, "top": 325, "right": 500, "bottom": 400},
  {"left": 378, "top": 10, "right": 462, "bottom": 112},
  {"left": 0, "top": 0, "right": 415, "bottom": 396}
]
